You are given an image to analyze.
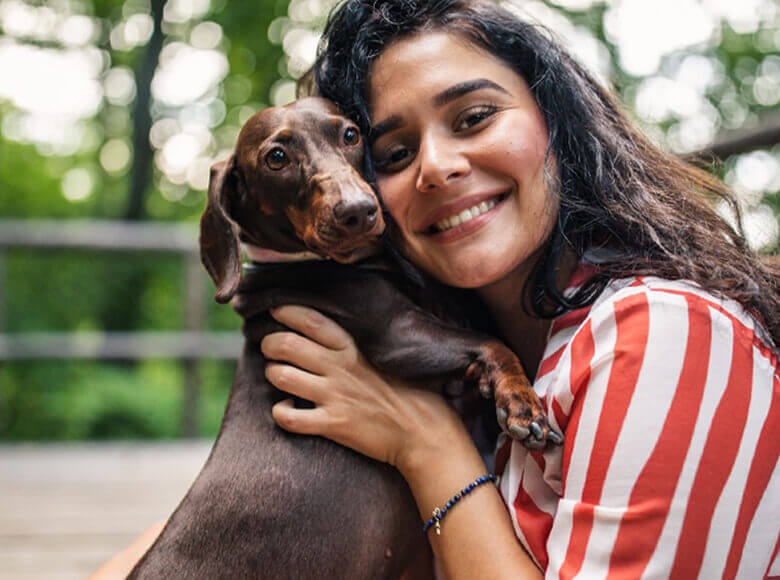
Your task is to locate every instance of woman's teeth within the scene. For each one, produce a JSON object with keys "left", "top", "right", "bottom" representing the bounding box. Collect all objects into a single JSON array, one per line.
[{"left": 434, "top": 198, "right": 498, "bottom": 233}]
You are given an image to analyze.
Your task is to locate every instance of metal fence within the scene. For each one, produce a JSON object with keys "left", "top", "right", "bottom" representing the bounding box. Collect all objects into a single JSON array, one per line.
[{"left": 0, "top": 219, "right": 244, "bottom": 437}]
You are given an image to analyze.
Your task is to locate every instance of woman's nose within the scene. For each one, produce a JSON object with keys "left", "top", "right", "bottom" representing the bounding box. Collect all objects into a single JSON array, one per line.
[{"left": 415, "top": 131, "right": 470, "bottom": 192}]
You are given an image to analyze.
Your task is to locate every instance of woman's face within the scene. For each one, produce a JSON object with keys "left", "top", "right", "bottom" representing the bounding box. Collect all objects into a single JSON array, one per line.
[{"left": 369, "top": 32, "right": 558, "bottom": 289}]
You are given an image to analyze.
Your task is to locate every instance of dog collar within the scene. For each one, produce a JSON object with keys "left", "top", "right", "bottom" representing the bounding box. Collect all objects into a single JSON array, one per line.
[{"left": 243, "top": 244, "right": 325, "bottom": 263}]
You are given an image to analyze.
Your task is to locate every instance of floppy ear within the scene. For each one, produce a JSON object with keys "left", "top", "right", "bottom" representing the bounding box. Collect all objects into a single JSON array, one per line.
[{"left": 200, "top": 156, "right": 243, "bottom": 303}]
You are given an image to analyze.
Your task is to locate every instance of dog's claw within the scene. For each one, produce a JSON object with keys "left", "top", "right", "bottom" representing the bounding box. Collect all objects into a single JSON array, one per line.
[
  {"left": 496, "top": 407, "right": 508, "bottom": 430},
  {"left": 548, "top": 430, "right": 564, "bottom": 445},
  {"left": 529, "top": 422, "right": 544, "bottom": 439},
  {"left": 509, "top": 424, "right": 529, "bottom": 440}
]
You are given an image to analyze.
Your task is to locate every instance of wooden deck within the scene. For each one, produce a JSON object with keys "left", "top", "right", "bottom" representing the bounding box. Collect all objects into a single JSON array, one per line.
[{"left": 0, "top": 441, "right": 212, "bottom": 579}]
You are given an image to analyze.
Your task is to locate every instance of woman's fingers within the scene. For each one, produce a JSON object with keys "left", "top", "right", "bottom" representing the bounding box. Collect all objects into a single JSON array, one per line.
[
  {"left": 272, "top": 398, "right": 332, "bottom": 435},
  {"left": 265, "top": 362, "right": 327, "bottom": 401},
  {"left": 261, "top": 331, "right": 331, "bottom": 376},
  {"left": 270, "top": 305, "right": 353, "bottom": 351}
]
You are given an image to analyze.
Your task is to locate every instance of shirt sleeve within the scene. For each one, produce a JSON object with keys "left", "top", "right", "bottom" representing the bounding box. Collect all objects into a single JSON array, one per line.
[{"left": 543, "top": 285, "right": 779, "bottom": 580}]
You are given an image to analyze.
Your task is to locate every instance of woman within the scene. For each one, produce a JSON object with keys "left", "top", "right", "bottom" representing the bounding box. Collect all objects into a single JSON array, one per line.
[
  {"left": 262, "top": 1, "right": 779, "bottom": 578},
  {"left": 95, "top": 1, "right": 777, "bottom": 577}
]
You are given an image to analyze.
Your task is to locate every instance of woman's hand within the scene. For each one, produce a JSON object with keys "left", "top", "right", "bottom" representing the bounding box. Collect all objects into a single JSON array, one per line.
[{"left": 261, "top": 305, "right": 468, "bottom": 474}]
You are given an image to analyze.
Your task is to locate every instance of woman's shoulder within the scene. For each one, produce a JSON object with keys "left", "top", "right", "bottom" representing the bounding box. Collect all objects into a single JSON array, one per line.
[
  {"left": 538, "top": 273, "right": 777, "bottom": 394},
  {"left": 582, "top": 276, "right": 777, "bottom": 363}
]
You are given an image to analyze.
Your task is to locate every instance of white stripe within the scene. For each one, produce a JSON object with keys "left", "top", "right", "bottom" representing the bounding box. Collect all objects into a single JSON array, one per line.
[
  {"left": 734, "top": 366, "right": 779, "bottom": 580},
  {"left": 523, "top": 452, "right": 560, "bottom": 517},
  {"left": 544, "top": 303, "right": 618, "bottom": 579},
  {"left": 642, "top": 307, "right": 734, "bottom": 579},
  {"left": 769, "top": 541, "right": 780, "bottom": 577},
  {"left": 579, "top": 291, "right": 689, "bottom": 578},
  {"left": 561, "top": 303, "right": 618, "bottom": 500},
  {"left": 546, "top": 345, "right": 573, "bottom": 418},
  {"left": 545, "top": 325, "right": 581, "bottom": 364},
  {"left": 545, "top": 499, "right": 574, "bottom": 580},
  {"left": 701, "top": 341, "right": 774, "bottom": 578},
  {"left": 736, "top": 449, "right": 779, "bottom": 580},
  {"left": 500, "top": 444, "right": 541, "bottom": 568}
]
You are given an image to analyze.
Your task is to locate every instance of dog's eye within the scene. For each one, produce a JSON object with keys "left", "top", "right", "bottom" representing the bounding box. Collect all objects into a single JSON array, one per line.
[
  {"left": 343, "top": 127, "right": 360, "bottom": 146},
  {"left": 265, "top": 148, "right": 289, "bottom": 170}
]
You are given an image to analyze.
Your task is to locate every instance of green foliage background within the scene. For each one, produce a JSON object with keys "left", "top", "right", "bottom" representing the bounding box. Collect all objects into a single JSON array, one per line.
[{"left": 0, "top": 0, "right": 777, "bottom": 441}]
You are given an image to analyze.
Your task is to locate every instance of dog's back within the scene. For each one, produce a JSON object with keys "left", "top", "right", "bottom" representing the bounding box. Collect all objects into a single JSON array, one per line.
[{"left": 129, "top": 267, "right": 423, "bottom": 579}]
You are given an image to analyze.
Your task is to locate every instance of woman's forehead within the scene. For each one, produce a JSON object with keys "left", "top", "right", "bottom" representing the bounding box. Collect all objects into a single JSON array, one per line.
[{"left": 367, "top": 31, "right": 528, "bottom": 119}]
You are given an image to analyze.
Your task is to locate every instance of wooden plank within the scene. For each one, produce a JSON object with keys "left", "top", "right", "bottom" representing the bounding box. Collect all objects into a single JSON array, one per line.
[
  {"left": 0, "top": 331, "right": 243, "bottom": 359},
  {"left": 0, "top": 220, "right": 198, "bottom": 253},
  {"left": 0, "top": 442, "right": 212, "bottom": 579}
]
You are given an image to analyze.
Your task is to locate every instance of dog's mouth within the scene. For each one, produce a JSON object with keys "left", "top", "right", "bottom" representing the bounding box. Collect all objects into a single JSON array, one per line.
[
  {"left": 305, "top": 211, "right": 385, "bottom": 263},
  {"left": 329, "top": 244, "right": 382, "bottom": 264}
]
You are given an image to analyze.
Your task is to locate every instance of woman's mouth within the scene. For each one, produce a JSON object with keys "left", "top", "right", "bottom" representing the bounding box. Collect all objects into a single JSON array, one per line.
[{"left": 424, "top": 191, "right": 509, "bottom": 240}]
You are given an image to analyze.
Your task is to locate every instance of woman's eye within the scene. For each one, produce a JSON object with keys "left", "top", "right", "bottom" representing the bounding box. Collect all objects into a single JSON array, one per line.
[
  {"left": 344, "top": 127, "right": 360, "bottom": 145},
  {"left": 454, "top": 105, "right": 499, "bottom": 132},
  {"left": 375, "top": 146, "right": 411, "bottom": 172},
  {"left": 265, "top": 147, "right": 289, "bottom": 170}
]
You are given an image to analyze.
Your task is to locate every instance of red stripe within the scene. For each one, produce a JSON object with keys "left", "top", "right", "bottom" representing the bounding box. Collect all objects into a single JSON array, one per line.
[
  {"left": 766, "top": 535, "right": 780, "bottom": 579},
  {"left": 560, "top": 318, "right": 595, "bottom": 493},
  {"left": 514, "top": 473, "right": 554, "bottom": 570},
  {"left": 669, "top": 317, "right": 754, "bottom": 579},
  {"left": 552, "top": 398, "right": 568, "bottom": 432},
  {"left": 494, "top": 439, "right": 512, "bottom": 477},
  {"left": 607, "top": 295, "right": 712, "bottom": 578},
  {"left": 549, "top": 306, "right": 591, "bottom": 337},
  {"left": 722, "top": 375, "right": 779, "bottom": 578},
  {"left": 559, "top": 293, "right": 651, "bottom": 579},
  {"left": 537, "top": 343, "right": 566, "bottom": 380},
  {"left": 565, "top": 263, "right": 600, "bottom": 289}
]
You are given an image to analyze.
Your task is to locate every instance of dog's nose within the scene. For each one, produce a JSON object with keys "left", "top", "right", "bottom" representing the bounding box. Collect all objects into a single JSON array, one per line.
[{"left": 333, "top": 199, "right": 379, "bottom": 234}]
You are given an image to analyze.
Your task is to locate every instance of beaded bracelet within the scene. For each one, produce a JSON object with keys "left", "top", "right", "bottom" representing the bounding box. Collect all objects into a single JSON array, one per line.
[{"left": 422, "top": 473, "right": 498, "bottom": 535}]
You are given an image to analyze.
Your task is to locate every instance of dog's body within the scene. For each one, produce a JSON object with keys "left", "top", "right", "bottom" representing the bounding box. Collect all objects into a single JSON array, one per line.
[{"left": 130, "top": 98, "right": 559, "bottom": 578}]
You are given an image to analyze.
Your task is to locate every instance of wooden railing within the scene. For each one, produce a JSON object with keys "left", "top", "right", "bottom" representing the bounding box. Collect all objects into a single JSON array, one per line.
[{"left": 0, "top": 219, "right": 244, "bottom": 437}]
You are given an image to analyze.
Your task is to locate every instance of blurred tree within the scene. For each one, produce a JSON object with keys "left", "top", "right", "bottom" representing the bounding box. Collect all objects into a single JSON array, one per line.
[{"left": 0, "top": 0, "right": 776, "bottom": 440}]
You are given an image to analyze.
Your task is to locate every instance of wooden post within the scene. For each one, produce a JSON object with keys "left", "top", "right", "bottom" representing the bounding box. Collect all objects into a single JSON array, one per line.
[
  {"left": 0, "top": 249, "right": 5, "bottom": 332},
  {"left": 180, "top": 252, "right": 205, "bottom": 438}
]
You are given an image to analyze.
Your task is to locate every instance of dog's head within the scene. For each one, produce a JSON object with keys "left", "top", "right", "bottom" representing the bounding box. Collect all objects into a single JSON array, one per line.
[{"left": 200, "top": 97, "right": 385, "bottom": 303}]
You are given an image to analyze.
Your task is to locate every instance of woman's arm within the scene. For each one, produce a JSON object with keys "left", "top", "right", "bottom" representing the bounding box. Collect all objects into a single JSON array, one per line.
[
  {"left": 263, "top": 305, "right": 542, "bottom": 579},
  {"left": 87, "top": 520, "right": 166, "bottom": 579}
]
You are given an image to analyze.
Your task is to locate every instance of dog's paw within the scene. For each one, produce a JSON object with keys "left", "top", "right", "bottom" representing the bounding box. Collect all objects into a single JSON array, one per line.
[
  {"left": 492, "top": 377, "right": 563, "bottom": 450},
  {"left": 465, "top": 343, "right": 564, "bottom": 450}
]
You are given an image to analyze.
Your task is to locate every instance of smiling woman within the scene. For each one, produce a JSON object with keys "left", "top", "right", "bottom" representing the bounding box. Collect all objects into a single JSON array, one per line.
[
  {"left": 258, "top": 0, "right": 780, "bottom": 578},
  {"left": 368, "top": 33, "right": 556, "bottom": 292}
]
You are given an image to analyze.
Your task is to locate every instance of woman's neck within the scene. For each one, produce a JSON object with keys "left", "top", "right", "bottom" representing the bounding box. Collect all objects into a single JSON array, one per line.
[{"left": 476, "top": 249, "right": 577, "bottom": 382}]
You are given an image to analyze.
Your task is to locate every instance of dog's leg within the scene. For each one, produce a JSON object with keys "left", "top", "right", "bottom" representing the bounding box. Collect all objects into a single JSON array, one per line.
[{"left": 359, "top": 308, "right": 561, "bottom": 450}]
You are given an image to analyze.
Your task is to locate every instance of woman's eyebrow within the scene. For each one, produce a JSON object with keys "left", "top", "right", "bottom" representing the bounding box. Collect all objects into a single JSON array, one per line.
[
  {"left": 370, "top": 79, "right": 508, "bottom": 142},
  {"left": 369, "top": 115, "right": 402, "bottom": 143},
  {"left": 433, "top": 78, "right": 509, "bottom": 107}
]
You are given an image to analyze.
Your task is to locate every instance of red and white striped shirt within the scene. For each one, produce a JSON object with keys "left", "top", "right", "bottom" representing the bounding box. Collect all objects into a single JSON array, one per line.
[{"left": 495, "top": 273, "right": 779, "bottom": 579}]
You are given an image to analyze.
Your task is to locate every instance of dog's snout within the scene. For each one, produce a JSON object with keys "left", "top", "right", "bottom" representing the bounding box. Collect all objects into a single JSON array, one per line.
[{"left": 333, "top": 199, "right": 379, "bottom": 234}]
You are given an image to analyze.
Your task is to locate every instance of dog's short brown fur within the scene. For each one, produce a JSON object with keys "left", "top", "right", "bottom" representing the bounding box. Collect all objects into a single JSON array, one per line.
[{"left": 129, "top": 98, "right": 559, "bottom": 578}]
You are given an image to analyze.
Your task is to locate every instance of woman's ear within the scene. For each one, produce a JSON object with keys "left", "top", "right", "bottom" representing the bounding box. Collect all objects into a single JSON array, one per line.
[{"left": 200, "top": 156, "right": 243, "bottom": 303}]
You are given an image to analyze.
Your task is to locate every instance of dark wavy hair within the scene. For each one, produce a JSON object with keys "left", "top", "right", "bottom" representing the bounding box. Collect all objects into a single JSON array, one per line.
[{"left": 309, "top": 0, "right": 779, "bottom": 345}]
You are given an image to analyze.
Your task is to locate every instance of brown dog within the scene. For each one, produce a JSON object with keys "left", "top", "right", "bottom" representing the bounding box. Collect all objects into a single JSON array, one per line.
[{"left": 129, "top": 98, "right": 560, "bottom": 578}]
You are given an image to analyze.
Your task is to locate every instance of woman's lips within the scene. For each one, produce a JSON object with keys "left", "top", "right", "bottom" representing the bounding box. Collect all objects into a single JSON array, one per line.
[
  {"left": 424, "top": 191, "right": 509, "bottom": 243},
  {"left": 418, "top": 190, "right": 510, "bottom": 232}
]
